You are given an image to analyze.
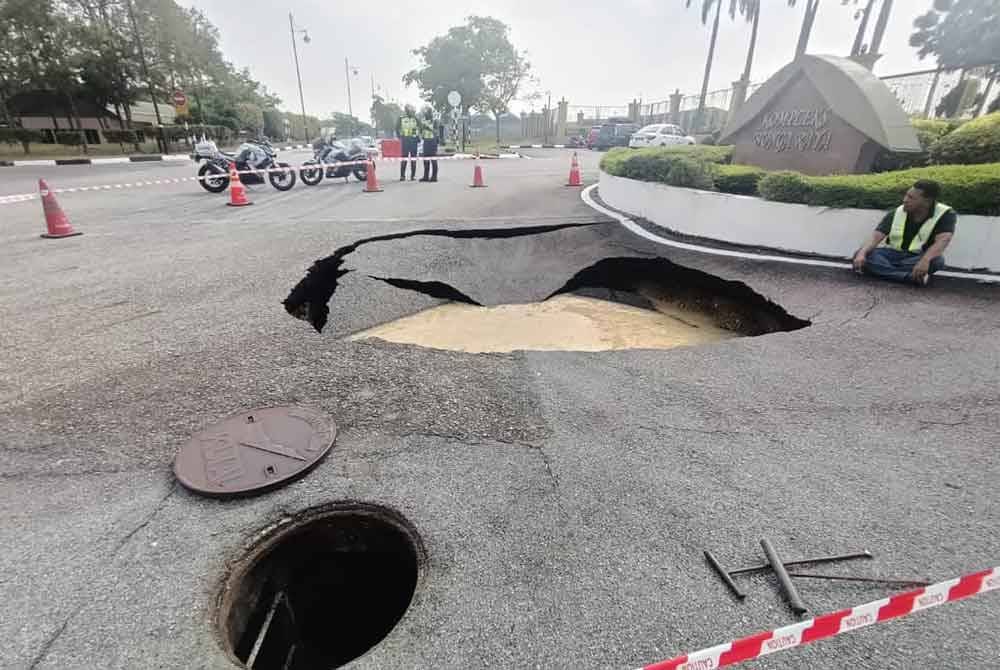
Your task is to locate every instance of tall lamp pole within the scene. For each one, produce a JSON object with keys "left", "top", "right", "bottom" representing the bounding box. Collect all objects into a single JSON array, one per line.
[
  {"left": 288, "top": 13, "right": 310, "bottom": 140},
  {"left": 345, "top": 58, "right": 360, "bottom": 135}
]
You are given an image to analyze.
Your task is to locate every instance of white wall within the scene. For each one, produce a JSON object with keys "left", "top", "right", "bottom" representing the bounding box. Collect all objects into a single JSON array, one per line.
[{"left": 600, "top": 172, "right": 1000, "bottom": 272}]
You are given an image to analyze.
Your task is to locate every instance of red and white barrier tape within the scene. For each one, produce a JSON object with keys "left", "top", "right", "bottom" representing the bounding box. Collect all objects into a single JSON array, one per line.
[
  {"left": 0, "top": 154, "right": 508, "bottom": 205},
  {"left": 640, "top": 566, "right": 999, "bottom": 670}
]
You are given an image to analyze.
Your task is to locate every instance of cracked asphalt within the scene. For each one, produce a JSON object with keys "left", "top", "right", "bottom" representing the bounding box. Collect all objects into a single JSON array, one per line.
[{"left": 1, "top": 149, "right": 998, "bottom": 669}]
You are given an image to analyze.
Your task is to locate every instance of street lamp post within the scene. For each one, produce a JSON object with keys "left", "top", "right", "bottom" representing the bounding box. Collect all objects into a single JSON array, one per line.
[
  {"left": 288, "top": 13, "right": 310, "bottom": 141},
  {"left": 344, "top": 58, "right": 360, "bottom": 135},
  {"left": 543, "top": 90, "right": 552, "bottom": 145}
]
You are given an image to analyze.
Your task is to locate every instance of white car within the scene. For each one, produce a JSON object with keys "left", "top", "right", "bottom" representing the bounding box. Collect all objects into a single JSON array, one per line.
[{"left": 629, "top": 124, "right": 695, "bottom": 148}]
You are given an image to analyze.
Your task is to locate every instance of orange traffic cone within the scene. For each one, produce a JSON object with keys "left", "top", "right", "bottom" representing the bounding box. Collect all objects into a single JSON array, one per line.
[
  {"left": 566, "top": 152, "right": 582, "bottom": 187},
  {"left": 470, "top": 154, "right": 486, "bottom": 188},
  {"left": 226, "top": 162, "right": 252, "bottom": 207},
  {"left": 38, "top": 179, "right": 82, "bottom": 239},
  {"left": 363, "top": 158, "right": 383, "bottom": 193}
]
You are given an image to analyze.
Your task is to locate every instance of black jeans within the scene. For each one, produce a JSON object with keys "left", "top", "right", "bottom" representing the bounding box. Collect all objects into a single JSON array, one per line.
[
  {"left": 400, "top": 137, "right": 419, "bottom": 179},
  {"left": 421, "top": 139, "right": 438, "bottom": 180}
]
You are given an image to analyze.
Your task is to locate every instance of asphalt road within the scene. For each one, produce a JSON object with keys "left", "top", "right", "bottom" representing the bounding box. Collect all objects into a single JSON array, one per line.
[{"left": 1, "top": 149, "right": 998, "bottom": 670}]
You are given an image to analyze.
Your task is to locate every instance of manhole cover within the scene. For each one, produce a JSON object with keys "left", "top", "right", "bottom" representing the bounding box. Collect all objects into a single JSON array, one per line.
[{"left": 173, "top": 406, "right": 336, "bottom": 497}]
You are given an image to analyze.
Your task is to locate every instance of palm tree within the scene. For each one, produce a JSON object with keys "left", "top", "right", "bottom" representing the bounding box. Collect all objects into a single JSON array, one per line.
[
  {"left": 685, "top": 0, "right": 724, "bottom": 130},
  {"left": 787, "top": 0, "right": 821, "bottom": 58}
]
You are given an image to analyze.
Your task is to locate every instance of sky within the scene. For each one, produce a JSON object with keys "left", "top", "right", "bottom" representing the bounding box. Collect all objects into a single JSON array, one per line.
[{"left": 179, "top": 0, "right": 939, "bottom": 119}]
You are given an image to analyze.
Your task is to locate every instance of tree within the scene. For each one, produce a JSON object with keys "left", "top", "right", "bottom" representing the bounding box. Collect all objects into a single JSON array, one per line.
[
  {"left": 324, "top": 111, "right": 373, "bottom": 137},
  {"left": 370, "top": 95, "right": 401, "bottom": 138},
  {"left": 472, "top": 19, "right": 531, "bottom": 146},
  {"left": 910, "top": 0, "right": 1000, "bottom": 71},
  {"left": 404, "top": 15, "right": 528, "bottom": 122}
]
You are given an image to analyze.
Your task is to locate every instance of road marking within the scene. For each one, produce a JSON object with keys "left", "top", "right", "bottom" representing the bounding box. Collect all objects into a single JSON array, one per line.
[{"left": 580, "top": 184, "right": 1000, "bottom": 284}]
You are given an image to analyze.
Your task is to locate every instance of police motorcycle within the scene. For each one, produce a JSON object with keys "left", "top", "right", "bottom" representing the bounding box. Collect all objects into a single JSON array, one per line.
[
  {"left": 194, "top": 137, "right": 296, "bottom": 193},
  {"left": 298, "top": 137, "right": 370, "bottom": 186}
]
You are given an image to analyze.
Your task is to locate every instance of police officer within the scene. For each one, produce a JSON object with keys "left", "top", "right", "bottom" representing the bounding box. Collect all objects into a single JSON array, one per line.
[
  {"left": 396, "top": 104, "right": 420, "bottom": 181},
  {"left": 419, "top": 107, "right": 440, "bottom": 183}
]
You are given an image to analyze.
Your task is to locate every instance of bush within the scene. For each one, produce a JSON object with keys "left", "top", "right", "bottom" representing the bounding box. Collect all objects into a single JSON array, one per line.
[
  {"left": 929, "top": 112, "right": 1000, "bottom": 165},
  {"left": 102, "top": 129, "right": 139, "bottom": 145},
  {"left": 715, "top": 164, "right": 767, "bottom": 195},
  {"left": 601, "top": 146, "right": 720, "bottom": 189},
  {"left": 800, "top": 163, "right": 1000, "bottom": 215},
  {"left": 872, "top": 118, "right": 961, "bottom": 172},
  {"left": 664, "top": 156, "right": 717, "bottom": 189},
  {"left": 0, "top": 128, "right": 47, "bottom": 145},
  {"left": 757, "top": 171, "right": 813, "bottom": 204},
  {"left": 55, "top": 131, "right": 84, "bottom": 146}
]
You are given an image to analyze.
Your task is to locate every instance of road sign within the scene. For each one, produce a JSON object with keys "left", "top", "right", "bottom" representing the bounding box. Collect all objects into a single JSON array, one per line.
[
  {"left": 447, "top": 90, "right": 461, "bottom": 108},
  {"left": 172, "top": 90, "right": 188, "bottom": 107}
]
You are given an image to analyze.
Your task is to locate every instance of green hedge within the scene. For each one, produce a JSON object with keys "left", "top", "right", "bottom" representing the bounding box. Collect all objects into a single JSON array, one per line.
[
  {"left": 102, "top": 129, "right": 139, "bottom": 145},
  {"left": 55, "top": 130, "right": 84, "bottom": 146},
  {"left": 715, "top": 164, "right": 768, "bottom": 196},
  {"left": 758, "top": 164, "right": 1000, "bottom": 215},
  {"left": 0, "top": 128, "right": 48, "bottom": 145},
  {"left": 603, "top": 143, "right": 1000, "bottom": 215},
  {"left": 929, "top": 112, "right": 1000, "bottom": 165},
  {"left": 599, "top": 144, "right": 732, "bottom": 175}
]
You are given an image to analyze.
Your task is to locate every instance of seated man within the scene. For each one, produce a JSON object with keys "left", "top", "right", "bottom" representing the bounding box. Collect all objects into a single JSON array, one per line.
[{"left": 853, "top": 179, "right": 956, "bottom": 286}]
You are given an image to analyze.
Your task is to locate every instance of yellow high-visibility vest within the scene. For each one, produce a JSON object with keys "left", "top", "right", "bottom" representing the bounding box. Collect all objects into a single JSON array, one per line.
[
  {"left": 400, "top": 116, "right": 418, "bottom": 137},
  {"left": 886, "top": 202, "right": 952, "bottom": 253},
  {"left": 421, "top": 119, "right": 436, "bottom": 139}
]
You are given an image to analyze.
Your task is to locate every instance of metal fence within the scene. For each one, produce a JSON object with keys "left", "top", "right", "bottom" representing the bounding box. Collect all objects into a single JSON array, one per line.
[
  {"left": 567, "top": 62, "right": 998, "bottom": 137},
  {"left": 881, "top": 63, "right": 998, "bottom": 119}
]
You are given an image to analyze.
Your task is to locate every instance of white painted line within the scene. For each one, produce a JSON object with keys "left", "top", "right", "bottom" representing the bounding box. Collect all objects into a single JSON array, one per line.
[
  {"left": 92, "top": 157, "right": 132, "bottom": 165},
  {"left": 553, "top": 144, "right": 565, "bottom": 148},
  {"left": 580, "top": 184, "right": 1000, "bottom": 284},
  {"left": 12, "top": 160, "right": 57, "bottom": 167},
  {"left": 163, "top": 154, "right": 191, "bottom": 161},
  {"left": 530, "top": 144, "right": 543, "bottom": 148}
]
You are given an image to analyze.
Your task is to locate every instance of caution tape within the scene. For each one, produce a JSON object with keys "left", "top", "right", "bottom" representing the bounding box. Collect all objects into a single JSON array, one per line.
[
  {"left": 0, "top": 154, "right": 510, "bottom": 205},
  {"left": 639, "top": 566, "right": 999, "bottom": 670}
]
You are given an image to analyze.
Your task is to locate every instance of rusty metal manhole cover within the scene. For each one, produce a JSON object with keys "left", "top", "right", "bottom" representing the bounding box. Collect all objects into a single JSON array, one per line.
[{"left": 173, "top": 405, "right": 336, "bottom": 498}]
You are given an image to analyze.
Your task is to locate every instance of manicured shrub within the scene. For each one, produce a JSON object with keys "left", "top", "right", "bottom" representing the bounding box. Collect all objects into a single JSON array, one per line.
[
  {"left": 664, "top": 155, "right": 717, "bottom": 189},
  {"left": 715, "top": 164, "right": 767, "bottom": 195},
  {"left": 757, "top": 171, "right": 812, "bottom": 204},
  {"left": 55, "top": 130, "right": 84, "bottom": 146},
  {"left": 801, "top": 163, "right": 1000, "bottom": 215},
  {"left": 929, "top": 112, "right": 1000, "bottom": 165},
  {"left": 872, "top": 118, "right": 961, "bottom": 172}
]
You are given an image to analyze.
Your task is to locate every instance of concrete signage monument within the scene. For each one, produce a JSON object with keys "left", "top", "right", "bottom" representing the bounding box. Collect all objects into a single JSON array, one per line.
[{"left": 719, "top": 55, "right": 920, "bottom": 175}]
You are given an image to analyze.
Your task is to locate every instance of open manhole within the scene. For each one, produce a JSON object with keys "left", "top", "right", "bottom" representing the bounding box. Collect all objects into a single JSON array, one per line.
[{"left": 218, "top": 503, "right": 423, "bottom": 669}]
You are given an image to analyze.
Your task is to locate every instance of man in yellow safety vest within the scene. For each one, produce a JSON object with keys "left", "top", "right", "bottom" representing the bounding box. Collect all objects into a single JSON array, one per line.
[
  {"left": 396, "top": 104, "right": 420, "bottom": 181},
  {"left": 853, "top": 179, "right": 956, "bottom": 286},
  {"left": 418, "top": 107, "right": 440, "bottom": 183}
]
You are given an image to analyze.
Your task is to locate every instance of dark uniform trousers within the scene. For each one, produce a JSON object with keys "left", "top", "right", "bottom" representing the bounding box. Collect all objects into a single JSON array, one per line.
[{"left": 422, "top": 139, "right": 439, "bottom": 181}]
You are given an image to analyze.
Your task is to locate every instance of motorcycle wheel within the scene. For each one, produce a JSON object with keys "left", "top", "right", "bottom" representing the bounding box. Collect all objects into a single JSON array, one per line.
[
  {"left": 300, "top": 163, "right": 324, "bottom": 186},
  {"left": 352, "top": 164, "right": 368, "bottom": 182},
  {"left": 198, "top": 163, "right": 229, "bottom": 193},
  {"left": 269, "top": 163, "right": 296, "bottom": 191}
]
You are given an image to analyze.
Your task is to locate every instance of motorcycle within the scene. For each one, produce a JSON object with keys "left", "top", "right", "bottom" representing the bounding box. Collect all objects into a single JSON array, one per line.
[
  {"left": 194, "top": 138, "right": 296, "bottom": 193},
  {"left": 299, "top": 137, "right": 369, "bottom": 186}
]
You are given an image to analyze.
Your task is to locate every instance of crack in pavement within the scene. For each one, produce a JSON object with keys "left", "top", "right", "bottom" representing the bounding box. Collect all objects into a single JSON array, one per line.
[
  {"left": 838, "top": 287, "right": 880, "bottom": 327},
  {"left": 113, "top": 481, "right": 179, "bottom": 554},
  {"left": 27, "top": 601, "right": 85, "bottom": 670},
  {"left": 283, "top": 221, "right": 608, "bottom": 332}
]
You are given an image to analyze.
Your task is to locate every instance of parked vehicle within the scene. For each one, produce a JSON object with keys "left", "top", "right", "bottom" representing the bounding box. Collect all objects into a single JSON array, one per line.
[
  {"left": 628, "top": 123, "right": 696, "bottom": 148},
  {"left": 567, "top": 135, "right": 586, "bottom": 148},
  {"left": 585, "top": 126, "right": 601, "bottom": 149},
  {"left": 594, "top": 121, "right": 640, "bottom": 150},
  {"left": 194, "top": 138, "right": 296, "bottom": 193},
  {"left": 299, "top": 137, "right": 369, "bottom": 186}
]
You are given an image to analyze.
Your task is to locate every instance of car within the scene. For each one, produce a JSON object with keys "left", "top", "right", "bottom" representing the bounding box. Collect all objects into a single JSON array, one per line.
[
  {"left": 585, "top": 126, "right": 601, "bottom": 149},
  {"left": 628, "top": 123, "right": 696, "bottom": 148},
  {"left": 594, "top": 121, "right": 640, "bottom": 151}
]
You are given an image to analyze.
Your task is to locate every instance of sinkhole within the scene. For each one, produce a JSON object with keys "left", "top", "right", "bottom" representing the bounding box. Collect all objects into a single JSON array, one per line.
[
  {"left": 349, "top": 257, "right": 810, "bottom": 353},
  {"left": 218, "top": 503, "right": 422, "bottom": 670}
]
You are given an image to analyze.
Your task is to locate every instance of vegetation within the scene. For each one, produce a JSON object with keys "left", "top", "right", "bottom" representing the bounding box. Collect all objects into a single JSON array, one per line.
[
  {"left": 872, "top": 117, "right": 962, "bottom": 172},
  {"left": 0, "top": 0, "right": 283, "bottom": 147},
  {"left": 403, "top": 16, "right": 532, "bottom": 146},
  {"left": 602, "top": 145, "right": 1000, "bottom": 215},
  {"left": 910, "top": 0, "right": 1000, "bottom": 74},
  {"left": 929, "top": 112, "right": 1000, "bottom": 165}
]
